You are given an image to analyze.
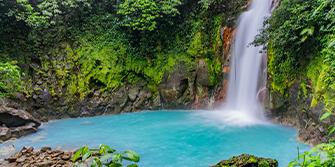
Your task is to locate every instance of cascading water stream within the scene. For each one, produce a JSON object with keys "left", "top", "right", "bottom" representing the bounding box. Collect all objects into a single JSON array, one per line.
[{"left": 212, "top": 0, "right": 272, "bottom": 126}]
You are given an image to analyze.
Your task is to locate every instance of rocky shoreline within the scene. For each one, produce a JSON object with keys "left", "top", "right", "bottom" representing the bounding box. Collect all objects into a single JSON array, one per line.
[
  {"left": 266, "top": 83, "right": 335, "bottom": 146},
  {"left": 1, "top": 147, "right": 72, "bottom": 167},
  {"left": 1, "top": 147, "right": 279, "bottom": 167}
]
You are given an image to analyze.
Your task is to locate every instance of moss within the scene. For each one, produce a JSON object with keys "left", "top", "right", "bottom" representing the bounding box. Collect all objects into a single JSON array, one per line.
[
  {"left": 299, "top": 81, "right": 308, "bottom": 98},
  {"left": 187, "top": 31, "right": 206, "bottom": 57},
  {"left": 206, "top": 57, "right": 222, "bottom": 86},
  {"left": 306, "top": 55, "right": 335, "bottom": 112},
  {"left": 213, "top": 154, "right": 278, "bottom": 167}
]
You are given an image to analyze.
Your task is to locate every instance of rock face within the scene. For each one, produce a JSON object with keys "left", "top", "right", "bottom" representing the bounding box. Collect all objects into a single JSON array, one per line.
[
  {"left": 1, "top": 147, "right": 72, "bottom": 167},
  {"left": 0, "top": 106, "right": 41, "bottom": 142},
  {"left": 159, "top": 61, "right": 196, "bottom": 108},
  {"left": 0, "top": 106, "right": 40, "bottom": 128},
  {"left": 212, "top": 154, "right": 278, "bottom": 167},
  {"left": 266, "top": 82, "right": 335, "bottom": 145},
  {"left": 1, "top": 10, "right": 238, "bottom": 121}
]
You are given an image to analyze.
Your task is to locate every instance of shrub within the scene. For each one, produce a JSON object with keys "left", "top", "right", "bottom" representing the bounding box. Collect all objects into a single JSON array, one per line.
[
  {"left": 72, "top": 144, "right": 140, "bottom": 167},
  {"left": 0, "top": 62, "right": 22, "bottom": 97},
  {"left": 288, "top": 143, "right": 335, "bottom": 167}
]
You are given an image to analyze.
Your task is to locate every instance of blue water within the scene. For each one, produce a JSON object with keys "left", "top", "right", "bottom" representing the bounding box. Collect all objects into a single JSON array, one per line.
[{"left": 1, "top": 111, "right": 309, "bottom": 167}]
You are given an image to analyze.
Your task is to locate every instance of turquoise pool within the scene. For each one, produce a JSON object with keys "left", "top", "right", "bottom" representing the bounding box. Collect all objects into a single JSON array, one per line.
[{"left": 1, "top": 110, "right": 309, "bottom": 167}]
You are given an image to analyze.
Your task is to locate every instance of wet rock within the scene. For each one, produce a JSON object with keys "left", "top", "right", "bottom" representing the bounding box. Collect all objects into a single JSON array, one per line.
[
  {"left": 10, "top": 123, "right": 38, "bottom": 139},
  {"left": 51, "top": 150, "right": 64, "bottom": 157},
  {"left": 0, "top": 106, "right": 41, "bottom": 128},
  {"left": 0, "top": 126, "right": 11, "bottom": 141},
  {"left": 5, "top": 147, "right": 73, "bottom": 166},
  {"left": 40, "top": 147, "right": 52, "bottom": 152},
  {"left": 212, "top": 154, "right": 278, "bottom": 167},
  {"left": 196, "top": 59, "right": 209, "bottom": 87},
  {"left": 0, "top": 106, "right": 41, "bottom": 142},
  {"left": 5, "top": 156, "right": 17, "bottom": 163},
  {"left": 159, "top": 62, "right": 196, "bottom": 108},
  {"left": 16, "top": 156, "right": 26, "bottom": 163},
  {"left": 267, "top": 81, "right": 334, "bottom": 145},
  {"left": 36, "top": 160, "right": 54, "bottom": 167},
  {"left": 21, "top": 147, "right": 34, "bottom": 153},
  {"left": 61, "top": 153, "right": 71, "bottom": 160},
  {"left": 1, "top": 145, "right": 16, "bottom": 161},
  {"left": 128, "top": 87, "right": 139, "bottom": 101}
]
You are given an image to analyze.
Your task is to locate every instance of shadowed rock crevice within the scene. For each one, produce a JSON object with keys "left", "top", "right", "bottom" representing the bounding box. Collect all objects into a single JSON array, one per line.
[{"left": 0, "top": 106, "right": 41, "bottom": 142}]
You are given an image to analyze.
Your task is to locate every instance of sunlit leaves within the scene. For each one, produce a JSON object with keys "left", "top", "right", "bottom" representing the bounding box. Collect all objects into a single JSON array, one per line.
[
  {"left": 261, "top": 0, "right": 335, "bottom": 131},
  {"left": 288, "top": 143, "right": 335, "bottom": 167},
  {"left": 0, "top": 62, "right": 22, "bottom": 97},
  {"left": 72, "top": 145, "right": 140, "bottom": 167},
  {"left": 122, "top": 150, "right": 140, "bottom": 162},
  {"left": 117, "top": 0, "right": 182, "bottom": 31}
]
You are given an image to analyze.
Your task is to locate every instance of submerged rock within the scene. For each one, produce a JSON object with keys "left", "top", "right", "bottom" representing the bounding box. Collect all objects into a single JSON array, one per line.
[{"left": 212, "top": 154, "right": 278, "bottom": 167}]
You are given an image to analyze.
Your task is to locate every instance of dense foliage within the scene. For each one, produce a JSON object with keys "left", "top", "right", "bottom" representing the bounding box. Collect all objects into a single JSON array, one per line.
[
  {"left": 0, "top": 62, "right": 22, "bottom": 97},
  {"left": 72, "top": 144, "right": 140, "bottom": 167},
  {"left": 0, "top": 0, "right": 246, "bottom": 99},
  {"left": 117, "top": 0, "right": 182, "bottom": 31},
  {"left": 259, "top": 0, "right": 335, "bottom": 134},
  {"left": 289, "top": 143, "right": 335, "bottom": 167}
]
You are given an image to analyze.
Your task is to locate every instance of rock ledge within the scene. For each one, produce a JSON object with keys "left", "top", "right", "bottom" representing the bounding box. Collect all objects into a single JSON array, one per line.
[{"left": 0, "top": 106, "right": 41, "bottom": 142}]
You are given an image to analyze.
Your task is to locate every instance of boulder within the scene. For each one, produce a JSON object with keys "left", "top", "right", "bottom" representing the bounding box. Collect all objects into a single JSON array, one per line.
[
  {"left": 0, "top": 106, "right": 41, "bottom": 142},
  {"left": 212, "top": 154, "right": 278, "bottom": 167},
  {"left": 128, "top": 87, "right": 139, "bottom": 102},
  {"left": 196, "top": 59, "right": 209, "bottom": 86},
  {"left": 10, "top": 123, "right": 38, "bottom": 139},
  {"left": 159, "top": 62, "right": 195, "bottom": 108},
  {"left": 0, "top": 106, "right": 41, "bottom": 128},
  {"left": 0, "top": 126, "right": 11, "bottom": 141}
]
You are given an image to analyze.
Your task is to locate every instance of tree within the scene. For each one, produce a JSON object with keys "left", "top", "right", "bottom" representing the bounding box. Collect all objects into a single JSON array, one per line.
[{"left": 117, "top": 0, "right": 182, "bottom": 31}]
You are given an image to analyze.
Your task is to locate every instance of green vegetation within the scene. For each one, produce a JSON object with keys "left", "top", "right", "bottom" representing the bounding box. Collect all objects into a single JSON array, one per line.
[
  {"left": 289, "top": 143, "right": 335, "bottom": 167},
  {"left": 259, "top": 1, "right": 335, "bottom": 164},
  {"left": 0, "top": 0, "right": 246, "bottom": 99},
  {"left": 259, "top": 0, "right": 335, "bottom": 134},
  {"left": 72, "top": 144, "right": 140, "bottom": 167},
  {"left": 0, "top": 62, "right": 23, "bottom": 97},
  {"left": 117, "top": 0, "right": 182, "bottom": 31}
]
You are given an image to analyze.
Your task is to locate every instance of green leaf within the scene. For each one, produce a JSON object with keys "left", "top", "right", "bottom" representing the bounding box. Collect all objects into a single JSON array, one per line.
[
  {"left": 328, "top": 126, "right": 335, "bottom": 135},
  {"left": 122, "top": 150, "right": 140, "bottom": 162},
  {"left": 99, "top": 144, "right": 115, "bottom": 154},
  {"left": 82, "top": 152, "right": 91, "bottom": 161},
  {"left": 100, "top": 153, "right": 113, "bottom": 163},
  {"left": 112, "top": 153, "right": 123, "bottom": 163},
  {"left": 72, "top": 147, "right": 84, "bottom": 162},
  {"left": 108, "top": 163, "right": 122, "bottom": 167},
  {"left": 91, "top": 160, "right": 98, "bottom": 167},
  {"left": 127, "top": 164, "right": 138, "bottom": 167},
  {"left": 82, "top": 146, "right": 89, "bottom": 154},
  {"left": 320, "top": 112, "right": 332, "bottom": 121},
  {"left": 91, "top": 157, "right": 102, "bottom": 167},
  {"left": 75, "top": 162, "right": 87, "bottom": 167}
]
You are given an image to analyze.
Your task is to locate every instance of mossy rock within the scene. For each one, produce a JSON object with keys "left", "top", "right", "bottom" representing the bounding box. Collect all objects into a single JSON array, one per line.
[{"left": 212, "top": 154, "right": 278, "bottom": 167}]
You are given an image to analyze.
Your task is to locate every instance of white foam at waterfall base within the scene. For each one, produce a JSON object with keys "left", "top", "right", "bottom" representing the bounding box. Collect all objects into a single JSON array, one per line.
[{"left": 215, "top": 0, "right": 272, "bottom": 126}]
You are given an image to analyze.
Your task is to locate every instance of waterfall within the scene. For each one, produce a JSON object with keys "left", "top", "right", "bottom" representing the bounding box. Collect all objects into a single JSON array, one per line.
[
  {"left": 214, "top": 0, "right": 272, "bottom": 126},
  {"left": 220, "top": 0, "right": 272, "bottom": 125}
]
